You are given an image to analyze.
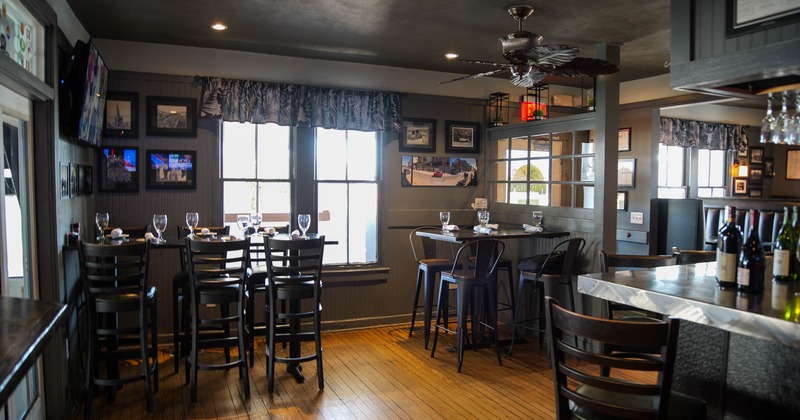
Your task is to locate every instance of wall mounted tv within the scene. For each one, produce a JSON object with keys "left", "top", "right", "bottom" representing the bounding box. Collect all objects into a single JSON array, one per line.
[{"left": 59, "top": 40, "right": 108, "bottom": 147}]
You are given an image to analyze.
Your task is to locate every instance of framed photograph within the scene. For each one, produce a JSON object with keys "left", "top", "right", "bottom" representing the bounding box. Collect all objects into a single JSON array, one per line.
[
  {"left": 727, "top": 0, "right": 800, "bottom": 37},
  {"left": 99, "top": 147, "right": 139, "bottom": 193},
  {"left": 145, "top": 96, "right": 197, "bottom": 137},
  {"left": 146, "top": 149, "right": 197, "bottom": 190},
  {"left": 750, "top": 167, "right": 763, "bottom": 184},
  {"left": 103, "top": 91, "right": 139, "bottom": 138},
  {"left": 400, "top": 118, "right": 436, "bottom": 153},
  {"left": 60, "top": 163, "right": 69, "bottom": 199},
  {"left": 81, "top": 165, "right": 93, "bottom": 195},
  {"left": 401, "top": 155, "right": 478, "bottom": 187},
  {"left": 444, "top": 120, "right": 480, "bottom": 154},
  {"left": 616, "top": 191, "right": 628, "bottom": 211},
  {"left": 764, "top": 157, "right": 775, "bottom": 177},
  {"left": 618, "top": 158, "right": 636, "bottom": 188},
  {"left": 618, "top": 127, "right": 631, "bottom": 152},
  {"left": 749, "top": 187, "right": 763, "bottom": 198},
  {"left": 69, "top": 163, "right": 78, "bottom": 197},
  {"left": 788, "top": 150, "right": 800, "bottom": 180},
  {"left": 749, "top": 147, "right": 764, "bottom": 165},
  {"left": 733, "top": 177, "right": 748, "bottom": 196}
]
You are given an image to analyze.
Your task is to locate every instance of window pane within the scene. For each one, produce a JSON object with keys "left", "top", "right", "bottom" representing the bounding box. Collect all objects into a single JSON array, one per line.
[
  {"left": 494, "top": 161, "right": 510, "bottom": 182},
  {"left": 698, "top": 149, "right": 711, "bottom": 187},
  {"left": 318, "top": 183, "right": 347, "bottom": 264},
  {"left": 348, "top": 183, "right": 377, "bottom": 263},
  {"left": 223, "top": 181, "right": 256, "bottom": 232},
  {"left": 666, "top": 146, "right": 684, "bottom": 187},
  {"left": 257, "top": 124, "right": 290, "bottom": 179},
  {"left": 531, "top": 137, "right": 549, "bottom": 156},
  {"left": 580, "top": 156, "right": 595, "bottom": 181},
  {"left": 551, "top": 184, "right": 573, "bottom": 207},
  {"left": 530, "top": 158, "right": 550, "bottom": 182},
  {"left": 708, "top": 150, "right": 725, "bottom": 187},
  {"left": 551, "top": 158, "right": 574, "bottom": 182},
  {"left": 529, "top": 183, "right": 549, "bottom": 206},
  {"left": 347, "top": 131, "right": 377, "bottom": 181},
  {"left": 493, "top": 182, "right": 509, "bottom": 204},
  {"left": 552, "top": 132, "right": 574, "bottom": 156},
  {"left": 317, "top": 128, "right": 347, "bottom": 180},
  {"left": 494, "top": 138, "right": 509, "bottom": 159},
  {"left": 510, "top": 136, "right": 529, "bottom": 159},
  {"left": 576, "top": 130, "right": 593, "bottom": 153},
  {"left": 510, "top": 182, "right": 529, "bottom": 204},
  {"left": 658, "top": 187, "right": 687, "bottom": 199},
  {"left": 257, "top": 182, "right": 291, "bottom": 228},
  {"left": 222, "top": 122, "right": 255, "bottom": 179}
]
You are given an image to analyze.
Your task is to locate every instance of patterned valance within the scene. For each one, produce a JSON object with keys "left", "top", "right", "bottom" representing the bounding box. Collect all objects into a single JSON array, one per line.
[
  {"left": 197, "top": 76, "right": 404, "bottom": 132},
  {"left": 659, "top": 117, "right": 747, "bottom": 152}
]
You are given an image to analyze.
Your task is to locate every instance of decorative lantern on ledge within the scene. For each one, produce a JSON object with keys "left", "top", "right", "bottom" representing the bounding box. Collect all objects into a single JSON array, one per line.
[
  {"left": 521, "top": 84, "right": 549, "bottom": 121},
  {"left": 488, "top": 92, "right": 509, "bottom": 127}
]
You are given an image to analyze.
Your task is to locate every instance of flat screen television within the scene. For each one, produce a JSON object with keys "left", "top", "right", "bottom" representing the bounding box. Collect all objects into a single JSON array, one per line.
[
  {"left": 145, "top": 149, "right": 197, "bottom": 190},
  {"left": 59, "top": 40, "right": 108, "bottom": 147}
]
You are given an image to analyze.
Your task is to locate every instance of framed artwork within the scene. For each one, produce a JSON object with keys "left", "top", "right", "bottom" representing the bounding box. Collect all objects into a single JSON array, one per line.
[
  {"left": 727, "top": 0, "right": 800, "bottom": 37},
  {"left": 444, "top": 120, "right": 480, "bottom": 154},
  {"left": 401, "top": 155, "right": 478, "bottom": 187},
  {"left": 69, "top": 163, "right": 78, "bottom": 197},
  {"left": 400, "top": 118, "right": 436, "bottom": 152},
  {"left": 749, "top": 147, "right": 764, "bottom": 165},
  {"left": 738, "top": 146, "right": 748, "bottom": 158},
  {"left": 60, "top": 163, "right": 69, "bottom": 199},
  {"left": 788, "top": 150, "right": 800, "bottom": 180},
  {"left": 616, "top": 191, "right": 628, "bottom": 211},
  {"left": 618, "top": 158, "right": 636, "bottom": 188},
  {"left": 145, "top": 96, "right": 197, "bottom": 137},
  {"left": 750, "top": 167, "right": 763, "bottom": 184},
  {"left": 103, "top": 91, "right": 139, "bottom": 138},
  {"left": 764, "top": 157, "right": 775, "bottom": 177},
  {"left": 146, "top": 149, "right": 197, "bottom": 190},
  {"left": 749, "top": 187, "right": 763, "bottom": 198},
  {"left": 99, "top": 147, "right": 139, "bottom": 193},
  {"left": 81, "top": 165, "right": 93, "bottom": 195},
  {"left": 733, "top": 177, "right": 748, "bottom": 196},
  {"left": 618, "top": 127, "right": 631, "bottom": 152}
]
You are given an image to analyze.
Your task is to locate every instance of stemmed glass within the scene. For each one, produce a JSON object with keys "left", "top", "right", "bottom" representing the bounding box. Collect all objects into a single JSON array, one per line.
[
  {"left": 236, "top": 214, "right": 250, "bottom": 236},
  {"left": 298, "top": 214, "right": 311, "bottom": 238},
  {"left": 439, "top": 211, "right": 450, "bottom": 231},
  {"left": 532, "top": 211, "right": 543, "bottom": 227},
  {"left": 760, "top": 93, "right": 775, "bottom": 144},
  {"left": 788, "top": 91, "right": 800, "bottom": 146},
  {"left": 477, "top": 210, "right": 490, "bottom": 227},
  {"left": 153, "top": 214, "right": 167, "bottom": 244},
  {"left": 250, "top": 213, "right": 262, "bottom": 235},
  {"left": 771, "top": 92, "right": 789, "bottom": 144},
  {"left": 185, "top": 212, "right": 199, "bottom": 238},
  {"left": 95, "top": 212, "right": 109, "bottom": 241}
]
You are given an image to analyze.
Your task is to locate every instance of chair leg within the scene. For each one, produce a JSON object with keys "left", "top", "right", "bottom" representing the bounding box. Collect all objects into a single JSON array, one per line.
[
  {"left": 430, "top": 279, "right": 447, "bottom": 358},
  {"left": 508, "top": 274, "right": 527, "bottom": 356},
  {"left": 151, "top": 297, "right": 159, "bottom": 393},
  {"left": 315, "top": 291, "right": 324, "bottom": 390},
  {"left": 84, "top": 310, "right": 96, "bottom": 420},
  {"left": 238, "top": 298, "right": 250, "bottom": 397},
  {"left": 190, "top": 301, "right": 199, "bottom": 403},
  {"left": 409, "top": 269, "right": 423, "bottom": 337},
  {"left": 456, "top": 283, "right": 470, "bottom": 373},
  {"left": 267, "top": 293, "right": 276, "bottom": 394},
  {"left": 487, "top": 281, "right": 502, "bottom": 367},
  {"left": 423, "top": 268, "right": 437, "bottom": 349},
  {"left": 140, "top": 306, "right": 154, "bottom": 412},
  {"left": 247, "top": 286, "right": 255, "bottom": 367},
  {"left": 172, "top": 283, "right": 181, "bottom": 373}
]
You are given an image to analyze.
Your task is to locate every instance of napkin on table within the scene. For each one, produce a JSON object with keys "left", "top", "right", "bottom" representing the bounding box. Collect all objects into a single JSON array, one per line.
[
  {"left": 473, "top": 226, "right": 496, "bottom": 235},
  {"left": 262, "top": 227, "right": 277, "bottom": 235},
  {"left": 522, "top": 224, "right": 543, "bottom": 233},
  {"left": 144, "top": 232, "right": 158, "bottom": 243},
  {"left": 110, "top": 228, "right": 123, "bottom": 238},
  {"left": 291, "top": 229, "right": 301, "bottom": 238},
  {"left": 443, "top": 224, "right": 459, "bottom": 231},
  {"left": 200, "top": 228, "right": 210, "bottom": 234}
]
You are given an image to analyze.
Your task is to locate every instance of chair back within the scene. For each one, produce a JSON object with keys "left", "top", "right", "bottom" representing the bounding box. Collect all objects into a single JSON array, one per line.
[
  {"left": 177, "top": 226, "right": 231, "bottom": 271},
  {"left": 545, "top": 297, "right": 680, "bottom": 420},
  {"left": 265, "top": 236, "right": 325, "bottom": 289},
  {"left": 409, "top": 226, "right": 453, "bottom": 263},
  {"left": 102, "top": 225, "right": 151, "bottom": 239},
  {"left": 451, "top": 238, "right": 504, "bottom": 282},
  {"left": 672, "top": 247, "right": 716, "bottom": 265},
  {"left": 78, "top": 240, "right": 150, "bottom": 300},
  {"left": 599, "top": 251, "right": 675, "bottom": 272},
  {"left": 538, "top": 237, "right": 586, "bottom": 280},
  {"left": 186, "top": 237, "right": 250, "bottom": 295}
]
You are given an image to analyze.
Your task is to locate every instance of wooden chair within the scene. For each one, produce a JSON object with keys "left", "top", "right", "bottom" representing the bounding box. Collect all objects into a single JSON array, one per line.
[
  {"left": 171, "top": 225, "right": 230, "bottom": 372},
  {"left": 264, "top": 235, "right": 326, "bottom": 393},
  {"left": 509, "top": 237, "right": 585, "bottom": 355},
  {"left": 672, "top": 247, "right": 716, "bottom": 265},
  {"left": 79, "top": 240, "right": 157, "bottom": 418},
  {"left": 431, "top": 238, "right": 505, "bottom": 372},
  {"left": 408, "top": 227, "right": 456, "bottom": 349},
  {"left": 245, "top": 233, "right": 288, "bottom": 366},
  {"left": 545, "top": 297, "right": 706, "bottom": 420},
  {"left": 185, "top": 237, "right": 250, "bottom": 402}
]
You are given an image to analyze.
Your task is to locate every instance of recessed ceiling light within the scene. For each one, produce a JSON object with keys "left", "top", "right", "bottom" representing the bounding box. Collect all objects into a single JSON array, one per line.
[
  {"left": 211, "top": 23, "right": 228, "bottom": 31},
  {"left": 444, "top": 53, "right": 459, "bottom": 59}
]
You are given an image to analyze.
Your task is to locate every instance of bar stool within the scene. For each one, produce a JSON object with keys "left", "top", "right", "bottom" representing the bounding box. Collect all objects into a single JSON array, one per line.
[
  {"left": 672, "top": 247, "right": 716, "bottom": 265},
  {"left": 408, "top": 227, "right": 456, "bottom": 349},
  {"left": 79, "top": 240, "right": 158, "bottom": 417},
  {"left": 599, "top": 251, "right": 674, "bottom": 320}
]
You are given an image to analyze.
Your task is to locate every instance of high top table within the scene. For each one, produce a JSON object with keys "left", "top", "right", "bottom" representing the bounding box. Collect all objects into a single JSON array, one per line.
[{"left": 578, "top": 262, "right": 800, "bottom": 419}]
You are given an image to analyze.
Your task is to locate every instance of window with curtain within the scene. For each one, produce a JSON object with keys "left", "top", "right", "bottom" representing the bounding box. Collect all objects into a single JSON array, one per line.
[{"left": 657, "top": 144, "right": 687, "bottom": 198}]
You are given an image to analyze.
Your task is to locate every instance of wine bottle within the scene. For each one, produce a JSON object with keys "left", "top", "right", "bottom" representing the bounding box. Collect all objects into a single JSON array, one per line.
[
  {"left": 738, "top": 209, "right": 764, "bottom": 293},
  {"left": 793, "top": 206, "right": 800, "bottom": 265},
  {"left": 716, "top": 205, "right": 741, "bottom": 288},
  {"left": 773, "top": 207, "right": 797, "bottom": 282}
]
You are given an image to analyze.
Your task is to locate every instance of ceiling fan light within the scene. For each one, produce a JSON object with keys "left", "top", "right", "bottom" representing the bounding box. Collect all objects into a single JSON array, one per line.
[
  {"left": 444, "top": 53, "right": 459, "bottom": 59},
  {"left": 211, "top": 23, "right": 228, "bottom": 31}
]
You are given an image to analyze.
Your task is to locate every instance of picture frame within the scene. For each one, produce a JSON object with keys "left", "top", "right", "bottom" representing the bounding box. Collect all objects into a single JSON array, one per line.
[
  {"left": 103, "top": 91, "right": 139, "bottom": 138},
  {"left": 749, "top": 167, "right": 763, "bottom": 184},
  {"left": 749, "top": 187, "right": 763, "bottom": 198},
  {"left": 99, "top": 147, "right": 139, "bottom": 193},
  {"left": 444, "top": 120, "right": 480, "bottom": 154},
  {"left": 618, "top": 127, "right": 631, "bottom": 152},
  {"left": 733, "top": 177, "right": 748, "bottom": 196},
  {"left": 60, "top": 163, "right": 70, "bottom": 199},
  {"left": 400, "top": 118, "right": 436, "bottom": 153},
  {"left": 726, "top": 0, "right": 800, "bottom": 37},
  {"left": 69, "top": 163, "right": 78, "bottom": 197},
  {"left": 764, "top": 157, "right": 775, "bottom": 177},
  {"left": 145, "top": 96, "right": 197, "bottom": 137},
  {"left": 401, "top": 155, "right": 478, "bottom": 187},
  {"left": 749, "top": 147, "right": 764, "bottom": 165},
  {"left": 146, "top": 149, "right": 197, "bottom": 190},
  {"left": 616, "top": 191, "right": 628, "bottom": 211},
  {"left": 618, "top": 158, "right": 636, "bottom": 188},
  {"left": 788, "top": 150, "right": 800, "bottom": 180},
  {"left": 738, "top": 146, "right": 748, "bottom": 157},
  {"left": 81, "top": 165, "right": 93, "bottom": 195}
]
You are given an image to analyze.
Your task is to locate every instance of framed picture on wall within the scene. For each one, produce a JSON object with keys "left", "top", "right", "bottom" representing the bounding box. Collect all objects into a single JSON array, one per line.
[
  {"left": 146, "top": 149, "right": 197, "bottom": 190},
  {"left": 145, "top": 96, "right": 197, "bottom": 137},
  {"left": 788, "top": 150, "right": 800, "bottom": 180},
  {"left": 99, "top": 147, "right": 139, "bottom": 193},
  {"left": 749, "top": 147, "right": 764, "bottom": 165},
  {"left": 103, "top": 91, "right": 139, "bottom": 138},
  {"left": 444, "top": 120, "right": 480, "bottom": 154},
  {"left": 750, "top": 167, "right": 763, "bottom": 184},
  {"left": 69, "top": 163, "right": 79, "bottom": 197},
  {"left": 81, "top": 165, "right": 93, "bottom": 195},
  {"left": 400, "top": 118, "right": 436, "bottom": 152},
  {"left": 618, "top": 127, "right": 631, "bottom": 152},
  {"left": 618, "top": 158, "right": 636, "bottom": 188},
  {"left": 764, "top": 157, "right": 775, "bottom": 177},
  {"left": 617, "top": 191, "right": 628, "bottom": 211},
  {"left": 733, "top": 177, "right": 748, "bottom": 196},
  {"left": 60, "top": 163, "right": 70, "bottom": 199}
]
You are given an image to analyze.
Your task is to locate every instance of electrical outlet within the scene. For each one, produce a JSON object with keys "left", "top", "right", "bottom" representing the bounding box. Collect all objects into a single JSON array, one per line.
[{"left": 631, "top": 212, "right": 644, "bottom": 224}]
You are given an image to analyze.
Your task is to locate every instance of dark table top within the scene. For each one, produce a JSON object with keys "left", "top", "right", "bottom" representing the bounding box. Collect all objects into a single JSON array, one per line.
[
  {"left": 415, "top": 227, "right": 569, "bottom": 243},
  {"left": 0, "top": 296, "right": 66, "bottom": 403},
  {"left": 578, "top": 262, "right": 800, "bottom": 348}
]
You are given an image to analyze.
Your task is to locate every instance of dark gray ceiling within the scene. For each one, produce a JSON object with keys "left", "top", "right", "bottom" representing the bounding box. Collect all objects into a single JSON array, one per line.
[{"left": 66, "top": 0, "right": 671, "bottom": 84}]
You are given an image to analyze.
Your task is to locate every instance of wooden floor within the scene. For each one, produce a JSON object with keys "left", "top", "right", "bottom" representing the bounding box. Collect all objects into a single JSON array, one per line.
[{"left": 73, "top": 324, "right": 642, "bottom": 419}]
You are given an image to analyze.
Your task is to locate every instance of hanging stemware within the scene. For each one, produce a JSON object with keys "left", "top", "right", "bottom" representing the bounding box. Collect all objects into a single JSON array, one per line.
[
  {"left": 771, "top": 92, "right": 789, "bottom": 144},
  {"left": 760, "top": 93, "right": 775, "bottom": 144},
  {"left": 787, "top": 91, "right": 800, "bottom": 146}
]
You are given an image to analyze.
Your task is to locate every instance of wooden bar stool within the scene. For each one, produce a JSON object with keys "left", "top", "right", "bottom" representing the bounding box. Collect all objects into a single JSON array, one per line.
[{"left": 408, "top": 227, "right": 456, "bottom": 349}]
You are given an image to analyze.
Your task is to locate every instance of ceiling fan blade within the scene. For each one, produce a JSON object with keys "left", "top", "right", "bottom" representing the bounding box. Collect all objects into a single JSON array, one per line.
[
  {"left": 552, "top": 57, "right": 620, "bottom": 77},
  {"left": 524, "top": 45, "right": 580, "bottom": 67},
  {"left": 440, "top": 68, "right": 509, "bottom": 84},
  {"left": 510, "top": 70, "right": 547, "bottom": 88},
  {"left": 446, "top": 58, "right": 507, "bottom": 67}
]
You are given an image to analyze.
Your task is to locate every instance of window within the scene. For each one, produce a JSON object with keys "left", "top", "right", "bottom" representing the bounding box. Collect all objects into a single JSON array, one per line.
[
  {"left": 220, "top": 122, "right": 379, "bottom": 267},
  {"left": 697, "top": 149, "right": 726, "bottom": 198},
  {"left": 657, "top": 144, "right": 687, "bottom": 198}
]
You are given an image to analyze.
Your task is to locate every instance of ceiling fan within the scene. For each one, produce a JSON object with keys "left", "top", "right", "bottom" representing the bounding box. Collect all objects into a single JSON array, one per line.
[{"left": 441, "top": 5, "right": 620, "bottom": 88}]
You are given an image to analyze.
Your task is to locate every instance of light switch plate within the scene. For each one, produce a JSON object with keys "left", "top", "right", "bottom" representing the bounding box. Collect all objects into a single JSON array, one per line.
[{"left": 631, "top": 212, "right": 644, "bottom": 224}]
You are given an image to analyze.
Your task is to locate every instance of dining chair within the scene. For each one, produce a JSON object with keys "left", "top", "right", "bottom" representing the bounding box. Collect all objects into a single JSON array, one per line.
[
  {"left": 264, "top": 235, "right": 326, "bottom": 393},
  {"left": 430, "top": 238, "right": 505, "bottom": 373},
  {"left": 171, "top": 225, "right": 230, "bottom": 372},
  {"left": 509, "top": 237, "right": 585, "bottom": 355},
  {"left": 185, "top": 237, "right": 251, "bottom": 402},
  {"left": 545, "top": 296, "right": 706, "bottom": 420},
  {"left": 408, "top": 226, "right": 456, "bottom": 349},
  {"left": 78, "top": 240, "right": 158, "bottom": 418},
  {"left": 599, "top": 251, "right": 675, "bottom": 320},
  {"left": 245, "top": 234, "right": 287, "bottom": 366},
  {"left": 672, "top": 247, "right": 716, "bottom": 265}
]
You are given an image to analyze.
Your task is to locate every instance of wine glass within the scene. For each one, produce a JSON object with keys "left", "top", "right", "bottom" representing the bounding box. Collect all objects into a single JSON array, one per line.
[
  {"left": 185, "top": 212, "right": 199, "bottom": 238},
  {"left": 95, "top": 212, "right": 109, "bottom": 241},
  {"left": 771, "top": 92, "right": 789, "bottom": 144},
  {"left": 153, "top": 214, "right": 167, "bottom": 243},
  {"left": 532, "top": 211, "right": 543, "bottom": 227},
  {"left": 477, "top": 210, "right": 490, "bottom": 227},
  {"left": 760, "top": 93, "right": 775, "bottom": 144},
  {"left": 787, "top": 91, "right": 800, "bottom": 146},
  {"left": 236, "top": 214, "right": 250, "bottom": 235},
  {"left": 439, "top": 211, "right": 451, "bottom": 231},
  {"left": 250, "top": 212, "right": 263, "bottom": 235},
  {"left": 298, "top": 214, "right": 311, "bottom": 238}
]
